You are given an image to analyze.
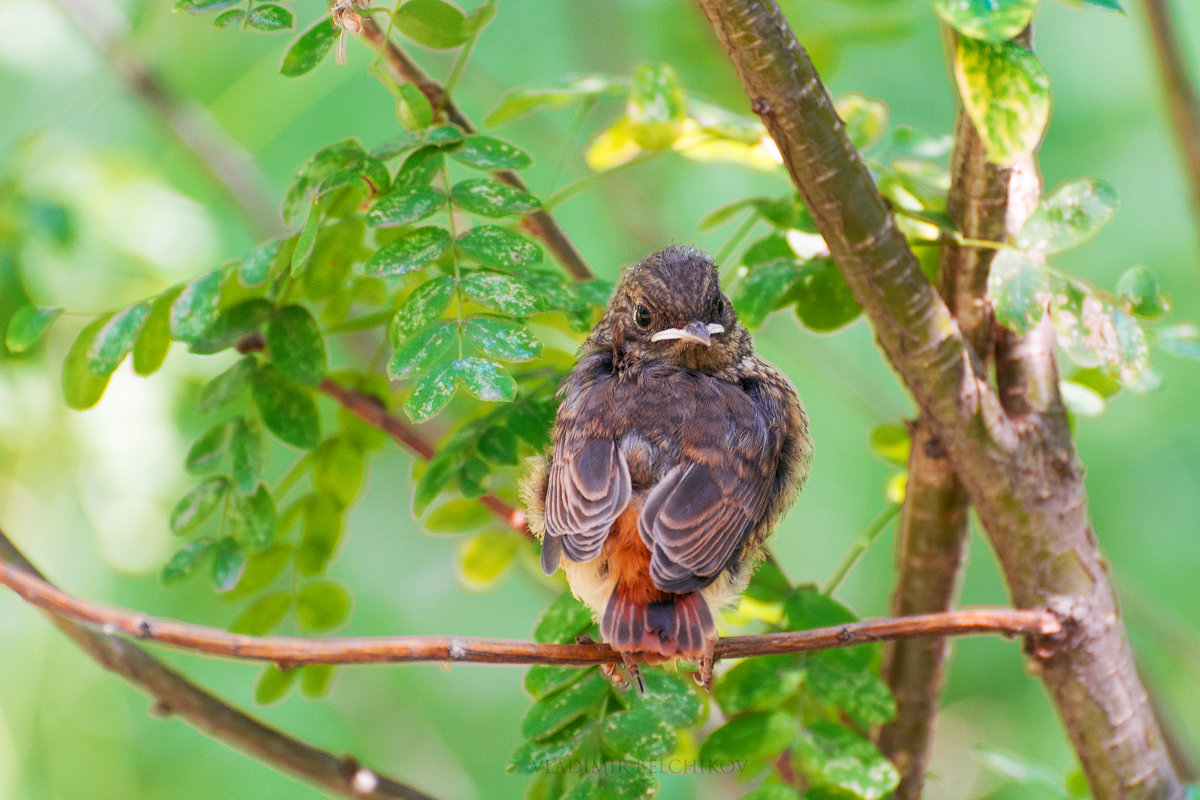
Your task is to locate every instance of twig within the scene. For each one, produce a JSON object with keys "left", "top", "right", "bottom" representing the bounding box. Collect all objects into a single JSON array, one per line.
[
  {"left": 0, "top": 550, "right": 1061, "bottom": 666},
  {"left": 0, "top": 531, "right": 435, "bottom": 800},
  {"left": 1144, "top": 0, "right": 1200, "bottom": 245},
  {"left": 51, "top": 0, "right": 280, "bottom": 239},
  {"left": 357, "top": 17, "right": 594, "bottom": 281}
]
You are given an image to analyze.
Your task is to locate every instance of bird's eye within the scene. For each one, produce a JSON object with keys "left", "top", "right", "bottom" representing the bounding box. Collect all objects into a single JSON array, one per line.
[
  {"left": 713, "top": 297, "right": 725, "bottom": 317},
  {"left": 634, "top": 304, "right": 652, "bottom": 329}
]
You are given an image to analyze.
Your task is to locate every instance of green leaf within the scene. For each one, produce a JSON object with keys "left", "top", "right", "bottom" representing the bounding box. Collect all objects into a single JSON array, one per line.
[
  {"left": 795, "top": 723, "right": 899, "bottom": 800},
  {"left": 295, "top": 581, "right": 351, "bottom": 632},
  {"left": 463, "top": 317, "right": 541, "bottom": 362},
  {"left": 174, "top": 0, "right": 238, "bottom": 12},
  {"left": 451, "top": 179, "right": 541, "bottom": 218},
  {"left": 1069, "top": 0, "right": 1123, "bottom": 9},
  {"left": 299, "top": 664, "right": 335, "bottom": 698},
  {"left": 973, "top": 746, "right": 1072, "bottom": 796},
  {"left": 365, "top": 226, "right": 451, "bottom": 275},
  {"left": 368, "top": 186, "right": 445, "bottom": 227},
  {"left": 211, "top": 537, "right": 247, "bottom": 592},
  {"left": 456, "top": 531, "right": 519, "bottom": 589},
  {"left": 280, "top": 17, "right": 338, "bottom": 77},
  {"left": 742, "top": 787, "right": 802, "bottom": 800},
  {"left": 291, "top": 203, "right": 320, "bottom": 276},
  {"left": 1112, "top": 308, "right": 1150, "bottom": 382},
  {"left": 6, "top": 306, "right": 62, "bottom": 353},
  {"left": 955, "top": 37, "right": 1051, "bottom": 167},
  {"left": 620, "top": 671, "right": 703, "bottom": 725},
  {"left": 251, "top": 365, "right": 321, "bottom": 449},
  {"left": 451, "top": 136, "right": 533, "bottom": 170},
  {"left": 404, "top": 360, "right": 459, "bottom": 422},
  {"left": 237, "top": 484, "right": 278, "bottom": 550},
  {"left": 733, "top": 259, "right": 804, "bottom": 329},
  {"left": 424, "top": 497, "right": 494, "bottom": 533},
  {"left": 199, "top": 356, "right": 257, "bottom": 414},
  {"left": 834, "top": 92, "right": 889, "bottom": 150},
  {"left": 805, "top": 659, "right": 897, "bottom": 726},
  {"left": 1060, "top": 380, "right": 1107, "bottom": 417},
  {"left": 458, "top": 226, "right": 542, "bottom": 268},
  {"left": 388, "top": 320, "right": 457, "bottom": 379},
  {"left": 457, "top": 457, "right": 489, "bottom": 498},
  {"left": 63, "top": 315, "right": 115, "bottom": 409},
  {"left": 226, "top": 544, "right": 292, "bottom": 600},
  {"left": 485, "top": 74, "right": 625, "bottom": 127},
  {"left": 459, "top": 272, "right": 540, "bottom": 315},
  {"left": 161, "top": 540, "right": 215, "bottom": 584},
  {"left": 312, "top": 437, "right": 365, "bottom": 507},
  {"left": 132, "top": 291, "right": 177, "bottom": 376},
  {"left": 507, "top": 724, "right": 591, "bottom": 774},
  {"left": 170, "top": 477, "right": 231, "bottom": 534},
  {"left": 626, "top": 62, "right": 686, "bottom": 150},
  {"left": 784, "top": 588, "right": 873, "bottom": 671},
  {"left": 524, "top": 665, "right": 587, "bottom": 700},
  {"left": 170, "top": 270, "right": 223, "bottom": 342},
  {"left": 230, "top": 416, "right": 266, "bottom": 493},
  {"left": 254, "top": 663, "right": 298, "bottom": 705},
  {"left": 1117, "top": 265, "right": 1169, "bottom": 319},
  {"left": 230, "top": 592, "right": 292, "bottom": 636},
  {"left": 714, "top": 655, "right": 802, "bottom": 715},
  {"left": 791, "top": 257, "right": 863, "bottom": 332},
  {"left": 1017, "top": 178, "right": 1119, "bottom": 254},
  {"left": 296, "top": 494, "right": 345, "bottom": 575},
  {"left": 391, "top": 277, "right": 455, "bottom": 348},
  {"left": 247, "top": 3, "right": 293, "bottom": 31},
  {"left": 477, "top": 425, "right": 519, "bottom": 465},
  {"left": 563, "top": 763, "right": 658, "bottom": 800},
  {"left": 393, "top": 0, "right": 468, "bottom": 50},
  {"left": 869, "top": 423, "right": 911, "bottom": 465},
  {"left": 267, "top": 305, "right": 327, "bottom": 386},
  {"left": 601, "top": 707, "right": 677, "bottom": 761},
  {"left": 521, "top": 670, "right": 609, "bottom": 739},
  {"left": 1158, "top": 324, "right": 1200, "bottom": 360},
  {"left": 534, "top": 591, "right": 594, "bottom": 644},
  {"left": 933, "top": 0, "right": 1038, "bottom": 41},
  {"left": 187, "top": 299, "right": 273, "bottom": 356},
  {"left": 397, "top": 83, "right": 435, "bottom": 130},
  {"left": 455, "top": 357, "right": 517, "bottom": 401},
  {"left": 213, "top": 9, "right": 244, "bottom": 28},
  {"left": 699, "top": 711, "right": 796, "bottom": 762},
  {"left": 988, "top": 250, "right": 1050, "bottom": 334},
  {"left": 186, "top": 422, "right": 230, "bottom": 474}
]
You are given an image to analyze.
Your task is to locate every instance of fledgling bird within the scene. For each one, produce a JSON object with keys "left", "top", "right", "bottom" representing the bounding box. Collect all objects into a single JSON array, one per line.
[{"left": 522, "top": 245, "right": 812, "bottom": 688}]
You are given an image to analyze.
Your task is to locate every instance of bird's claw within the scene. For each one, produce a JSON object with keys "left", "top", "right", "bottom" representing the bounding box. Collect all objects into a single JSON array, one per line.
[
  {"left": 598, "top": 652, "right": 646, "bottom": 694},
  {"left": 691, "top": 647, "right": 715, "bottom": 692}
]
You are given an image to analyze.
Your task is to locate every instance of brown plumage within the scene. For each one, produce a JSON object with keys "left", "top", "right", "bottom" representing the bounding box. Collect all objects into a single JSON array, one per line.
[{"left": 522, "top": 245, "right": 812, "bottom": 687}]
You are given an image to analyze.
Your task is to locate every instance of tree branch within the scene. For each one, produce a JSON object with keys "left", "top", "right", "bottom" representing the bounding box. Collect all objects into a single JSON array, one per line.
[
  {"left": 51, "top": 0, "right": 280, "bottom": 240},
  {"left": 357, "top": 17, "right": 594, "bottom": 282},
  {"left": 0, "top": 543, "right": 1061, "bottom": 667},
  {"left": 695, "top": 2, "right": 1185, "bottom": 797},
  {"left": 1143, "top": 0, "right": 1200, "bottom": 243},
  {"left": 0, "top": 531, "right": 436, "bottom": 800},
  {"left": 879, "top": 109, "right": 1019, "bottom": 799}
]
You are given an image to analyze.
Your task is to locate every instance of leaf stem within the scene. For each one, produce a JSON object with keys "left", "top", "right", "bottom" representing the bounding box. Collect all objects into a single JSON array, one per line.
[{"left": 823, "top": 503, "right": 901, "bottom": 595}]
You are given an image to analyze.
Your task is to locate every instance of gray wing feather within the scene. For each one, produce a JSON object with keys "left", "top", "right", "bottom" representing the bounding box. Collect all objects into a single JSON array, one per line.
[{"left": 542, "top": 438, "right": 631, "bottom": 570}]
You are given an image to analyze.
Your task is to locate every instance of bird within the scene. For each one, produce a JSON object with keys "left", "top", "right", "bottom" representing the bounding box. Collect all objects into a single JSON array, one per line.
[{"left": 522, "top": 245, "right": 812, "bottom": 689}]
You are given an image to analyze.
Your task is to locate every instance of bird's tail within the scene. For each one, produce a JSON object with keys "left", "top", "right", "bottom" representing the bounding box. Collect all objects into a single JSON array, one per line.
[{"left": 601, "top": 582, "right": 716, "bottom": 659}]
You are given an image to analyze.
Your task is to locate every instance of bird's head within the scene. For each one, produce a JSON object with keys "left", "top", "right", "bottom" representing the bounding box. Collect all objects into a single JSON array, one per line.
[{"left": 588, "top": 246, "right": 749, "bottom": 374}]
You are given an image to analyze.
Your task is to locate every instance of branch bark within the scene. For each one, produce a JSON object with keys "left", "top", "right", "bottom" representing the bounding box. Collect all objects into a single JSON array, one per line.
[
  {"left": 695, "top": 2, "right": 1185, "bottom": 797},
  {"left": 1143, "top": 0, "right": 1200, "bottom": 243},
  {"left": 879, "top": 110, "right": 1020, "bottom": 798},
  {"left": 51, "top": 0, "right": 281, "bottom": 240},
  {"left": 358, "top": 17, "right": 594, "bottom": 282},
  {"left": 0, "top": 542, "right": 1061, "bottom": 667},
  {"left": 0, "top": 532, "right": 436, "bottom": 800}
]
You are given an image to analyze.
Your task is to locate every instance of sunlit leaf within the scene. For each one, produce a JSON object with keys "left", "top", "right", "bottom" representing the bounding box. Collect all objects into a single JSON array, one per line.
[
  {"left": 732, "top": 258, "right": 803, "bottom": 329},
  {"left": 393, "top": 0, "right": 468, "bottom": 50},
  {"left": 237, "top": 484, "right": 278, "bottom": 550},
  {"left": 1158, "top": 324, "right": 1200, "bottom": 360},
  {"left": 601, "top": 707, "right": 677, "bottom": 761},
  {"left": 791, "top": 257, "right": 863, "bottom": 332},
  {"left": 523, "top": 666, "right": 587, "bottom": 701},
  {"left": 452, "top": 136, "right": 533, "bottom": 170},
  {"left": 933, "top": 0, "right": 1038, "bottom": 41},
  {"left": 391, "top": 277, "right": 455, "bottom": 347},
  {"left": 62, "top": 315, "right": 114, "bottom": 409},
  {"left": 835, "top": 92, "right": 889, "bottom": 150},
  {"left": 456, "top": 531, "right": 519, "bottom": 589},
  {"left": 714, "top": 655, "right": 802, "bottom": 715},
  {"left": 533, "top": 591, "right": 593, "bottom": 644},
  {"left": 616, "top": 669, "right": 702, "bottom": 726},
  {"left": 424, "top": 497, "right": 494, "bottom": 533},
  {"left": 312, "top": 438, "right": 365, "bottom": 507},
  {"left": 170, "top": 477, "right": 231, "bottom": 535},
  {"left": 299, "top": 664, "right": 335, "bottom": 698},
  {"left": 869, "top": 423, "right": 911, "bottom": 465},
  {"left": 460, "top": 272, "right": 540, "bottom": 315},
  {"left": 6, "top": 306, "right": 62, "bottom": 353},
  {"left": 805, "top": 659, "right": 897, "bottom": 726},
  {"left": 521, "top": 670, "right": 609, "bottom": 739},
  {"left": 174, "top": 0, "right": 238, "bottom": 12},
  {"left": 132, "top": 292, "right": 177, "bottom": 376},
  {"left": 247, "top": 3, "right": 293, "bottom": 32},
  {"left": 463, "top": 317, "right": 541, "bottom": 361},
  {"left": 212, "top": 536, "right": 247, "bottom": 592},
  {"left": 161, "top": 540, "right": 215, "bottom": 584},
  {"left": 455, "top": 357, "right": 517, "bottom": 401},
  {"left": 295, "top": 581, "right": 351, "bottom": 631},
  {"left": 485, "top": 74, "right": 625, "bottom": 127},
  {"left": 296, "top": 494, "right": 345, "bottom": 575},
  {"left": 699, "top": 710, "right": 796, "bottom": 762},
  {"left": 170, "top": 270, "right": 224, "bottom": 342},
  {"left": 451, "top": 178, "right": 541, "bottom": 218},
  {"left": 955, "top": 37, "right": 1051, "bottom": 166},
  {"left": 367, "top": 186, "right": 445, "bottom": 227},
  {"left": 988, "top": 249, "right": 1050, "bottom": 334},
  {"left": 186, "top": 421, "right": 230, "bottom": 474},
  {"left": 388, "top": 320, "right": 457, "bottom": 379},
  {"left": 230, "top": 592, "right": 292, "bottom": 635},
  {"left": 1059, "top": 380, "right": 1107, "bottom": 417},
  {"left": 230, "top": 415, "right": 266, "bottom": 492},
  {"left": 584, "top": 116, "right": 642, "bottom": 170},
  {"left": 404, "top": 359, "right": 458, "bottom": 421},
  {"left": 795, "top": 722, "right": 899, "bottom": 800},
  {"left": 1017, "top": 178, "right": 1118, "bottom": 254},
  {"left": 397, "top": 82, "right": 435, "bottom": 130},
  {"left": 1116, "top": 264, "right": 1169, "bottom": 319},
  {"left": 626, "top": 62, "right": 686, "bottom": 150},
  {"left": 280, "top": 17, "right": 338, "bottom": 77},
  {"left": 364, "top": 226, "right": 451, "bottom": 275},
  {"left": 458, "top": 226, "right": 542, "bottom": 268}
]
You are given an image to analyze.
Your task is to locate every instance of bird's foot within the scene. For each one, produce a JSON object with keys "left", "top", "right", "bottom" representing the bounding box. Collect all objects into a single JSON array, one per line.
[
  {"left": 620, "top": 651, "right": 647, "bottom": 694},
  {"left": 690, "top": 645, "right": 715, "bottom": 692}
]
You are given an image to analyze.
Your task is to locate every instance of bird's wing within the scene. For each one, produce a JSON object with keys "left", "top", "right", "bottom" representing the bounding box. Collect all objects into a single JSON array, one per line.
[{"left": 541, "top": 437, "right": 632, "bottom": 572}]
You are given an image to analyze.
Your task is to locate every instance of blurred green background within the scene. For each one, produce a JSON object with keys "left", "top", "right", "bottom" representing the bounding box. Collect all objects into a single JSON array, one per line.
[{"left": 1, "top": 0, "right": 1198, "bottom": 798}]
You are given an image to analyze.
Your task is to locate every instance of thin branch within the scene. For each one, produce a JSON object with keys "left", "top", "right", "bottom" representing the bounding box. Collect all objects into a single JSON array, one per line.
[
  {"left": 51, "top": 0, "right": 280, "bottom": 240},
  {"left": 1144, "top": 0, "right": 1200, "bottom": 244},
  {"left": 357, "top": 17, "right": 594, "bottom": 282},
  {"left": 0, "top": 531, "right": 436, "bottom": 800},
  {"left": 0, "top": 550, "right": 1061, "bottom": 666},
  {"left": 695, "top": 2, "right": 1185, "bottom": 797},
  {"left": 237, "top": 335, "right": 530, "bottom": 537}
]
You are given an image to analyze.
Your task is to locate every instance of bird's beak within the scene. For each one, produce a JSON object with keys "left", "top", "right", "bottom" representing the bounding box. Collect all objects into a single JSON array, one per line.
[{"left": 650, "top": 320, "right": 725, "bottom": 346}]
